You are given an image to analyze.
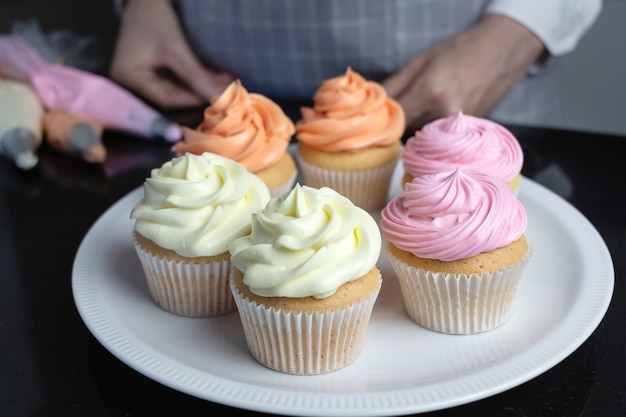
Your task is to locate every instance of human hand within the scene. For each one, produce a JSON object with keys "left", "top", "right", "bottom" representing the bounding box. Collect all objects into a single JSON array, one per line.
[
  {"left": 109, "top": 0, "right": 234, "bottom": 108},
  {"left": 383, "top": 14, "right": 545, "bottom": 131}
]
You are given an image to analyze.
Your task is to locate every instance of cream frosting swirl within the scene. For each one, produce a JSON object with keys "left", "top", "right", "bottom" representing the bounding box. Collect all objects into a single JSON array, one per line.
[
  {"left": 172, "top": 80, "right": 295, "bottom": 173},
  {"left": 402, "top": 111, "right": 523, "bottom": 183},
  {"left": 380, "top": 168, "right": 527, "bottom": 261},
  {"left": 131, "top": 152, "right": 270, "bottom": 257},
  {"left": 296, "top": 67, "right": 405, "bottom": 152},
  {"left": 229, "top": 184, "right": 381, "bottom": 299}
]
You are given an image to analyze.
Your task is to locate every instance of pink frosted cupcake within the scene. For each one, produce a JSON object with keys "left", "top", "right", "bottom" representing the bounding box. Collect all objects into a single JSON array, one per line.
[
  {"left": 380, "top": 168, "right": 531, "bottom": 334},
  {"left": 402, "top": 111, "right": 523, "bottom": 193},
  {"left": 131, "top": 152, "right": 270, "bottom": 317}
]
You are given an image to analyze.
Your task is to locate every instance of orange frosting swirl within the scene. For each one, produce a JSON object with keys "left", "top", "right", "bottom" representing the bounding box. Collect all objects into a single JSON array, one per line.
[
  {"left": 172, "top": 80, "right": 295, "bottom": 173},
  {"left": 296, "top": 68, "right": 405, "bottom": 152}
]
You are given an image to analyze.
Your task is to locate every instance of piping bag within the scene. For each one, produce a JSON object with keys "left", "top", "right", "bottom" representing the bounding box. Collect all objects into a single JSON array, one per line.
[
  {"left": 0, "top": 78, "right": 44, "bottom": 170},
  {"left": 43, "top": 109, "right": 107, "bottom": 164},
  {"left": 0, "top": 37, "right": 182, "bottom": 142}
]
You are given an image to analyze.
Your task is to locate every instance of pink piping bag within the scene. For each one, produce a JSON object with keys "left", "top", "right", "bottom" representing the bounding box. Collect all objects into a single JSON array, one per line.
[{"left": 0, "top": 37, "right": 182, "bottom": 142}]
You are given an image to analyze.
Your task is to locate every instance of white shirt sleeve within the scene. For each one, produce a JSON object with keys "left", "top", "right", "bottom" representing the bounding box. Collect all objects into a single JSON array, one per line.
[{"left": 486, "top": 0, "right": 603, "bottom": 56}]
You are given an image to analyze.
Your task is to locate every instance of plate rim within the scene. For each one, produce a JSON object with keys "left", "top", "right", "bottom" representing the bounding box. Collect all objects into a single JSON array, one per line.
[{"left": 72, "top": 177, "right": 614, "bottom": 416}]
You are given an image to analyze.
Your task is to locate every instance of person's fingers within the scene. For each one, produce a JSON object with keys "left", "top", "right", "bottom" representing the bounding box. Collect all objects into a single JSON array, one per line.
[
  {"left": 383, "top": 51, "right": 462, "bottom": 130},
  {"left": 111, "top": 50, "right": 233, "bottom": 109},
  {"left": 161, "top": 43, "right": 234, "bottom": 102},
  {"left": 393, "top": 88, "right": 426, "bottom": 132},
  {"left": 396, "top": 71, "right": 465, "bottom": 131},
  {"left": 137, "top": 72, "right": 209, "bottom": 108},
  {"left": 109, "top": 0, "right": 233, "bottom": 108},
  {"left": 382, "top": 54, "right": 427, "bottom": 99},
  {"left": 111, "top": 57, "right": 232, "bottom": 109}
]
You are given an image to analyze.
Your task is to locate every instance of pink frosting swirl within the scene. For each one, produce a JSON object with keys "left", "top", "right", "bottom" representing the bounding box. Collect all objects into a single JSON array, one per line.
[
  {"left": 402, "top": 111, "right": 523, "bottom": 183},
  {"left": 380, "top": 168, "right": 527, "bottom": 261}
]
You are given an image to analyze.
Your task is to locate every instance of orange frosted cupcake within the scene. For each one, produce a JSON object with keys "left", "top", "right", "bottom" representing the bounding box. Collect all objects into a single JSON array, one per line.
[
  {"left": 295, "top": 68, "right": 405, "bottom": 211},
  {"left": 172, "top": 80, "right": 297, "bottom": 198}
]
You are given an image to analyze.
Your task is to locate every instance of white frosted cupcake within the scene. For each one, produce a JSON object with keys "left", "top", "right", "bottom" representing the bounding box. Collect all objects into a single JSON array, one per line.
[
  {"left": 229, "top": 184, "right": 382, "bottom": 374},
  {"left": 131, "top": 152, "right": 270, "bottom": 317},
  {"left": 380, "top": 168, "right": 531, "bottom": 334}
]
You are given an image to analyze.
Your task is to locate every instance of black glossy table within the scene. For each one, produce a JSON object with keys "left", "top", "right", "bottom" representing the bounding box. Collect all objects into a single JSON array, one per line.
[{"left": 1, "top": 116, "right": 623, "bottom": 416}]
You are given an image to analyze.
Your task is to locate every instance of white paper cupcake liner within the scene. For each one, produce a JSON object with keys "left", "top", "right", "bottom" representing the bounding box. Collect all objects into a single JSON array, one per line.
[
  {"left": 268, "top": 167, "right": 298, "bottom": 199},
  {"left": 133, "top": 238, "right": 236, "bottom": 317},
  {"left": 387, "top": 247, "right": 532, "bottom": 334},
  {"left": 230, "top": 273, "right": 382, "bottom": 375},
  {"left": 296, "top": 156, "right": 398, "bottom": 212}
]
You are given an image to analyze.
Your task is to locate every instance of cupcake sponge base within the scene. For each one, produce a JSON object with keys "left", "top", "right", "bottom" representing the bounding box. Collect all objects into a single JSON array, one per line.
[
  {"left": 254, "top": 152, "right": 298, "bottom": 198},
  {"left": 387, "top": 241, "right": 531, "bottom": 334},
  {"left": 296, "top": 142, "right": 400, "bottom": 212},
  {"left": 230, "top": 267, "right": 382, "bottom": 375},
  {"left": 133, "top": 232, "right": 236, "bottom": 317}
]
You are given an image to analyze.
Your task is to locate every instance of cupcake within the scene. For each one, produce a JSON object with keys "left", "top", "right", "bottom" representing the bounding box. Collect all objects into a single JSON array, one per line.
[
  {"left": 295, "top": 67, "right": 405, "bottom": 211},
  {"left": 172, "top": 80, "right": 297, "bottom": 198},
  {"left": 131, "top": 152, "right": 270, "bottom": 317},
  {"left": 379, "top": 168, "right": 531, "bottom": 334},
  {"left": 229, "top": 184, "right": 382, "bottom": 374},
  {"left": 402, "top": 111, "right": 523, "bottom": 194}
]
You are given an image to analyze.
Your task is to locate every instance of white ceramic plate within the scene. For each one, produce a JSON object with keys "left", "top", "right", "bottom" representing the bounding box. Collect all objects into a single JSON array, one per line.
[{"left": 72, "top": 166, "right": 614, "bottom": 416}]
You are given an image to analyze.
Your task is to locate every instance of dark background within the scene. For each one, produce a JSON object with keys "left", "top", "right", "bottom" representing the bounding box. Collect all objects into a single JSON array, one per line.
[{"left": 0, "top": 0, "right": 119, "bottom": 75}]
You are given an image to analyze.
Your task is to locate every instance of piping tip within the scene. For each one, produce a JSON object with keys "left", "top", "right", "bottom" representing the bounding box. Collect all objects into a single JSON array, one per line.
[
  {"left": 150, "top": 116, "right": 182, "bottom": 142},
  {"left": 69, "top": 123, "right": 106, "bottom": 163},
  {"left": 0, "top": 127, "right": 40, "bottom": 170}
]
